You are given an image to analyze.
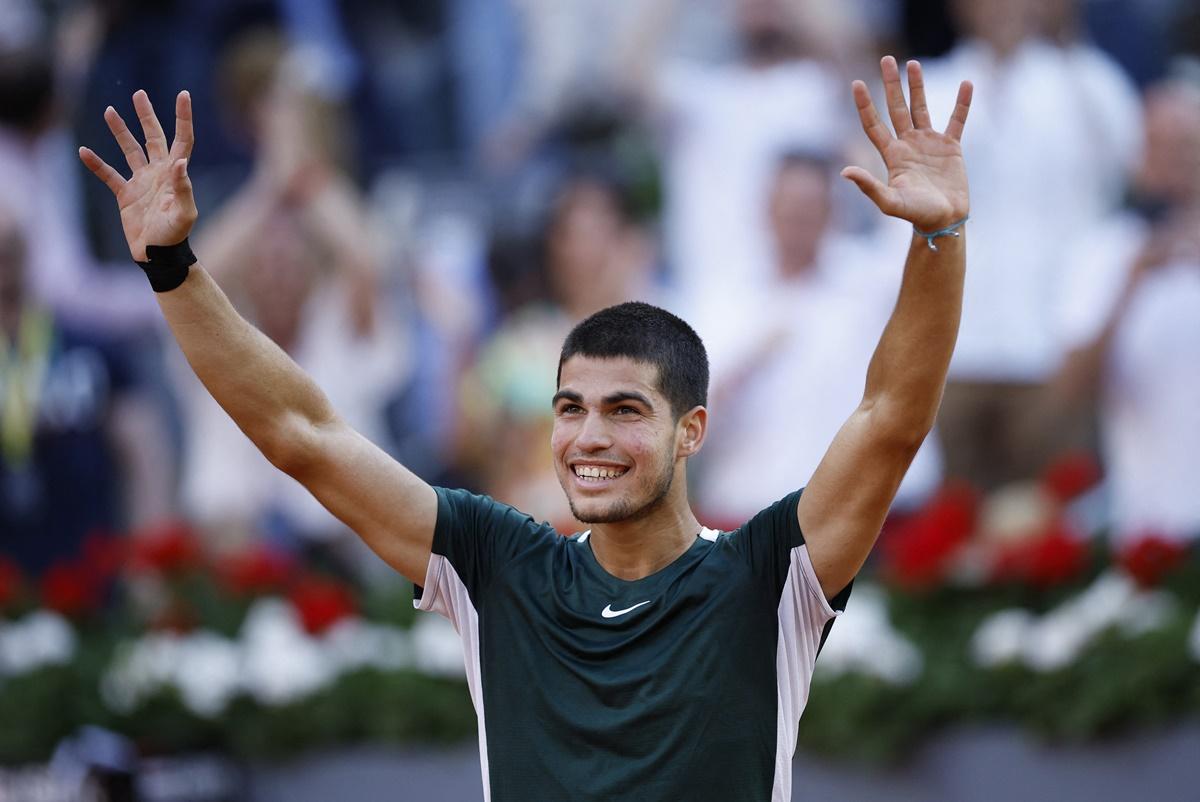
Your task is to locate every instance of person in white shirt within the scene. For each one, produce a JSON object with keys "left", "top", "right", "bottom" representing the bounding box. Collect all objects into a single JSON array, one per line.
[
  {"left": 620, "top": 0, "right": 858, "bottom": 318},
  {"left": 695, "top": 152, "right": 942, "bottom": 527},
  {"left": 920, "top": 0, "right": 1142, "bottom": 488},
  {"left": 1054, "top": 80, "right": 1200, "bottom": 542}
]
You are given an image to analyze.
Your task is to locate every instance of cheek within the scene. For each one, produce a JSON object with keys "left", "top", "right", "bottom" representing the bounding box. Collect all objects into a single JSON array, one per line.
[
  {"left": 623, "top": 427, "right": 671, "bottom": 465},
  {"left": 550, "top": 421, "right": 572, "bottom": 456}
]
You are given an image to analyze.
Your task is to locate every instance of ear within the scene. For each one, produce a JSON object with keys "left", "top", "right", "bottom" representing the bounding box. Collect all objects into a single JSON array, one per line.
[{"left": 676, "top": 405, "right": 708, "bottom": 458}]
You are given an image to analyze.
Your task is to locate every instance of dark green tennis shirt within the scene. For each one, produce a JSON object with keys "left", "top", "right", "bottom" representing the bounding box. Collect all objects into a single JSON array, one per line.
[{"left": 414, "top": 487, "right": 849, "bottom": 801}]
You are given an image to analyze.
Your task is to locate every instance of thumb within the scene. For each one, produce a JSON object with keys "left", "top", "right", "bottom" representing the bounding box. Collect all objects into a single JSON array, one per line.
[
  {"left": 841, "top": 166, "right": 896, "bottom": 215},
  {"left": 171, "top": 158, "right": 198, "bottom": 213},
  {"left": 172, "top": 158, "right": 192, "bottom": 194}
]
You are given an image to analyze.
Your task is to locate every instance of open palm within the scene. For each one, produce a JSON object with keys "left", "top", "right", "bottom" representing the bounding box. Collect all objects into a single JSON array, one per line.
[
  {"left": 79, "top": 90, "right": 197, "bottom": 262},
  {"left": 842, "top": 57, "right": 972, "bottom": 232}
]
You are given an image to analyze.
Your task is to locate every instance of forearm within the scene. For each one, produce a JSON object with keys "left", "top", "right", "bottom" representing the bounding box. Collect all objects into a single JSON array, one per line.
[
  {"left": 155, "top": 264, "right": 335, "bottom": 470},
  {"left": 193, "top": 181, "right": 277, "bottom": 284},
  {"left": 862, "top": 231, "right": 965, "bottom": 440},
  {"left": 301, "top": 176, "right": 381, "bottom": 277}
]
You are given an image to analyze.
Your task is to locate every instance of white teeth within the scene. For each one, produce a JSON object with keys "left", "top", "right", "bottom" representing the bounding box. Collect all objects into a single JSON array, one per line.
[{"left": 574, "top": 465, "right": 626, "bottom": 480}]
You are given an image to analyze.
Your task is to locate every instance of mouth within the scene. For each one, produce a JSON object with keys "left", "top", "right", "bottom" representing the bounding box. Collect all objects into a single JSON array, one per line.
[{"left": 570, "top": 463, "right": 630, "bottom": 485}]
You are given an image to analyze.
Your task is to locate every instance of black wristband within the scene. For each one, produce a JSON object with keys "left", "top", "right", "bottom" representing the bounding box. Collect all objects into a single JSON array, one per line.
[{"left": 135, "top": 238, "right": 197, "bottom": 293}]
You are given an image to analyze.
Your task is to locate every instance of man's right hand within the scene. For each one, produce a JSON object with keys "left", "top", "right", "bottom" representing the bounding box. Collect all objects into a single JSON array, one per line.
[{"left": 79, "top": 90, "right": 197, "bottom": 262}]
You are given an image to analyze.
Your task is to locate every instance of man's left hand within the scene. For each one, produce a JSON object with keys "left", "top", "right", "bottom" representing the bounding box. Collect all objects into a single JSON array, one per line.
[{"left": 841, "top": 56, "right": 972, "bottom": 232}]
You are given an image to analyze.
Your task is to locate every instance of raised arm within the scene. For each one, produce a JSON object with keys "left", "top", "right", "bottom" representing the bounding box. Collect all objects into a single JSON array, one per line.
[
  {"left": 78, "top": 90, "right": 437, "bottom": 585},
  {"left": 797, "top": 57, "right": 972, "bottom": 599}
]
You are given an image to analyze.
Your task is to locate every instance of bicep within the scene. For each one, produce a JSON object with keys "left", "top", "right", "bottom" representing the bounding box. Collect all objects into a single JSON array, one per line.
[
  {"left": 796, "top": 402, "right": 919, "bottom": 599},
  {"left": 289, "top": 418, "right": 438, "bottom": 586}
]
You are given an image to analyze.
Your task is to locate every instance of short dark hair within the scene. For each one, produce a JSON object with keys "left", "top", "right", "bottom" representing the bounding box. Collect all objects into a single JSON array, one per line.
[{"left": 557, "top": 302, "right": 709, "bottom": 418}]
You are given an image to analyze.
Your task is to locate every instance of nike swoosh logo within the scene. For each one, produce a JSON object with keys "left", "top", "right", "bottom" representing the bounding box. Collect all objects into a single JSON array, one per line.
[{"left": 601, "top": 600, "right": 652, "bottom": 619}]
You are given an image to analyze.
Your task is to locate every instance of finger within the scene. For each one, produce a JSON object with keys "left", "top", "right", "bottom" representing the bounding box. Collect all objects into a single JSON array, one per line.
[
  {"left": 841, "top": 166, "right": 898, "bottom": 215},
  {"left": 851, "top": 79, "right": 893, "bottom": 153},
  {"left": 78, "top": 147, "right": 126, "bottom": 196},
  {"left": 132, "top": 89, "right": 169, "bottom": 161},
  {"left": 944, "top": 80, "right": 974, "bottom": 142},
  {"left": 104, "top": 106, "right": 148, "bottom": 171},
  {"left": 880, "top": 55, "right": 913, "bottom": 136},
  {"left": 906, "top": 60, "right": 932, "bottom": 129},
  {"left": 170, "top": 90, "right": 194, "bottom": 161}
]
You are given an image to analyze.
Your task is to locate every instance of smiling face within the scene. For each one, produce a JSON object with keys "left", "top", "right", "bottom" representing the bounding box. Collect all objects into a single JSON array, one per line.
[{"left": 551, "top": 356, "right": 703, "bottom": 525}]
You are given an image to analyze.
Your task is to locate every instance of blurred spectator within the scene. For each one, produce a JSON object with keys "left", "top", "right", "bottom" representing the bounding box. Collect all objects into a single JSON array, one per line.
[
  {"left": 694, "top": 153, "right": 941, "bottom": 527},
  {"left": 620, "top": 0, "right": 858, "bottom": 316},
  {"left": 919, "top": 0, "right": 1142, "bottom": 489},
  {"left": 0, "top": 206, "right": 171, "bottom": 576},
  {"left": 456, "top": 174, "right": 656, "bottom": 526},
  {"left": 1053, "top": 79, "right": 1200, "bottom": 542},
  {"left": 177, "top": 32, "right": 410, "bottom": 564},
  {"left": 471, "top": 0, "right": 648, "bottom": 172},
  {"left": 0, "top": 24, "right": 159, "bottom": 333}
]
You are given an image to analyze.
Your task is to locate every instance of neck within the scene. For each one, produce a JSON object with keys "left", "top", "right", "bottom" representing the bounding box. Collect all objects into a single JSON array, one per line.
[{"left": 587, "top": 470, "right": 700, "bottom": 581}]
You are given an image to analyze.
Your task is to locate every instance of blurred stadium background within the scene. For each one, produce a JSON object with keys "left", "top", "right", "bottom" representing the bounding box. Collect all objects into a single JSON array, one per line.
[{"left": 1, "top": 0, "right": 1199, "bottom": 799}]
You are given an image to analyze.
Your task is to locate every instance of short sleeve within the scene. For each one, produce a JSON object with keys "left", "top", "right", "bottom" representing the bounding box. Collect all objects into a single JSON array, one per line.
[
  {"left": 414, "top": 487, "right": 552, "bottom": 617},
  {"left": 729, "top": 489, "right": 851, "bottom": 616}
]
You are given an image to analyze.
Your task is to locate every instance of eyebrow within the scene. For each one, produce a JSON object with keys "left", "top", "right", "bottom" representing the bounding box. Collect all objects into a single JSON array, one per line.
[
  {"left": 550, "top": 390, "right": 655, "bottom": 409},
  {"left": 602, "top": 391, "right": 654, "bottom": 408},
  {"left": 551, "top": 390, "right": 583, "bottom": 408}
]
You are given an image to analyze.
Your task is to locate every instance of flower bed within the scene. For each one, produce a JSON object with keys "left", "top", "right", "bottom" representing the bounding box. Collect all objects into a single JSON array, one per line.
[{"left": 2, "top": 453, "right": 1198, "bottom": 765}]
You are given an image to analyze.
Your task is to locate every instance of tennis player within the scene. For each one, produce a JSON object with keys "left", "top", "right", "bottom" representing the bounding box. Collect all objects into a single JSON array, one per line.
[{"left": 81, "top": 56, "right": 971, "bottom": 802}]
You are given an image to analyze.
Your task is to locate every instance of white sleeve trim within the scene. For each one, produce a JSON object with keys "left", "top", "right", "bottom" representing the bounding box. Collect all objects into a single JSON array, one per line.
[
  {"left": 412, "top": 551, "right": 446, "bottom": 612},
  {"left": 793, "top": 541, "right": 840, "bottom": 622}
]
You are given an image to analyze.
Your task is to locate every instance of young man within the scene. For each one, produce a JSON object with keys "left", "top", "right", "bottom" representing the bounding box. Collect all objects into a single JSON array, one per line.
[{"left": 80, "top": 57, "right": 971, "bottom": 802}]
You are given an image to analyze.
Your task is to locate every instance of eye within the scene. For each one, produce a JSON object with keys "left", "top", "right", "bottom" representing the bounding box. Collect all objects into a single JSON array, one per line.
[
  {"left": 557, "top": 403, "right": 584, "bottom": 415},
  {"left": 614, "top": 405, "right": 640, "bottom": 416}
]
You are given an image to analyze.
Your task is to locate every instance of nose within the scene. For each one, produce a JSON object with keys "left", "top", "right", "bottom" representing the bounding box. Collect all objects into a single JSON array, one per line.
[{"left": 574, "top": 410, "right": 613, "bottom": 452}]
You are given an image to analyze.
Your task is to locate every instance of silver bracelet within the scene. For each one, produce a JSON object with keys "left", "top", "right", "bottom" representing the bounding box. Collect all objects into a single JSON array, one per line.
[{"left": 914, "top": 215, "right": 969, "bottom": 251}]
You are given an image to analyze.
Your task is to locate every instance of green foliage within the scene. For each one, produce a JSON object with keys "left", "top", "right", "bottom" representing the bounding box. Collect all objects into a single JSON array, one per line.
[{"left": 797, "top": 582, "right": 1200, "bottom": 763}]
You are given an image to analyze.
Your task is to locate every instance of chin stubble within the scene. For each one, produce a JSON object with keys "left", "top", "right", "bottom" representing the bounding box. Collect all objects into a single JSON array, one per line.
[{"left": 568, "top": 456, "right": 676, "bottom": 525}]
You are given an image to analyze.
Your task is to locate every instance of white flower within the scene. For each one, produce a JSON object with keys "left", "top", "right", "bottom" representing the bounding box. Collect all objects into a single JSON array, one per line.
[
  {"left": 815, "top": 584, "right": 922, "bottom": 685},
  {"left": 1189, "top": 610, "right": 1200, "bottom": 663},
  {"left": 410, "top": 616, "right": 467, "bottom": 678},
  {"left": 239, "top": 599, "right": 334, "bottom": 704},
  {"left": 324, "top": 618, "right": 412, "bottom": 673},
  {"left": 173, "top": 632, "right": 242, "bottom": 717},
  {"left": 102, "top": 633, "right": 181, "bottom": 713},
  {"left": 969, "top": 572, "right": 1176, "bottom": 673},
  {"left": 0, "top": 611, "right": 78, "bottom": 676},
  {"left": 101, "top": 630, "right": 241, "bottom": 717},
  {"left": 978, "top": 482, "right": 1054, "bottom": 544},
  {"left": 970, "top": 609, "right": 1035, "bottom": 668}
]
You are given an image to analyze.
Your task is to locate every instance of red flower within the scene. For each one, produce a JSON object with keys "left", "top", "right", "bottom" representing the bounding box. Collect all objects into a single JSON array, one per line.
[
  {"left": 0, "top": 557, "right": 23, "bottom": 611},
  {"left": 1118, "top": 533, "right": 1188, "bottom": 589},
  {"left": 288, "top": 575, "right": 357, "bottom": 635},
  {"left": 882, "top": 482, "right": 979, "bottom": 589},
  {"left": 129, "top": 521, "right": 203, "bottom": 575},
  {"left": 923, "top": 481, "right": 979, "bottom": 542},
  {"left": 1041, "top": 451, "right": 1102, "bottom": 503},
  {"left": 991, "top": 520, "right": 1088, "bottom": 588},
  {"left": 81, "top": 531, "right": 127, "bottom": 581},
  {"left": 41, "top": 560, "right": 101, "bottom": 618},
  {"left": 217, "top": 545, "right": 296, "bottom": 596}
]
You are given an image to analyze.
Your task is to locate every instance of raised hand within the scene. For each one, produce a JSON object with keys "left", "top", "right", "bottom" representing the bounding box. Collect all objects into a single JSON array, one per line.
[
  {"left": 842, "top": 56, "right": 972, "bottom": 232},
  {"left": 78, "top": 90, "right": 196, "bottom": 262}
]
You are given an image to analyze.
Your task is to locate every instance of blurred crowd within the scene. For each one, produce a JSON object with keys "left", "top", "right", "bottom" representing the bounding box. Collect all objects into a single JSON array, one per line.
[{"left": 2, "top": 0, "right": 1199, "bottom": 582}]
